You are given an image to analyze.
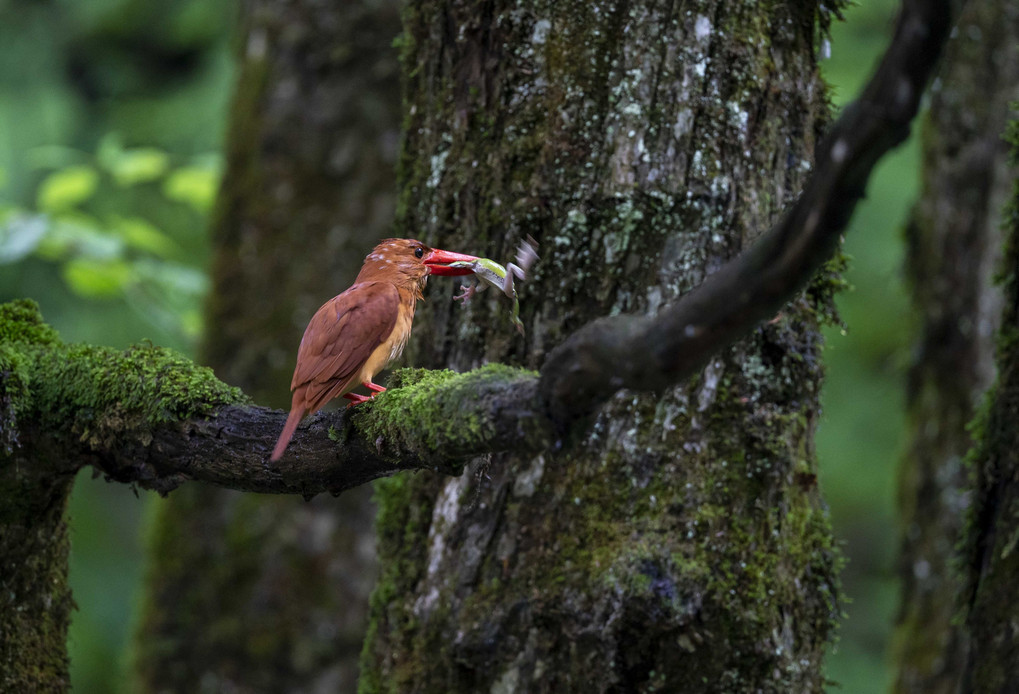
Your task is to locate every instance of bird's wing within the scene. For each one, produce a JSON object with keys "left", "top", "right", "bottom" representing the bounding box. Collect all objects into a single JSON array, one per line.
[{"left": 292, "top": 282, "right": 400, "bottom": 412}]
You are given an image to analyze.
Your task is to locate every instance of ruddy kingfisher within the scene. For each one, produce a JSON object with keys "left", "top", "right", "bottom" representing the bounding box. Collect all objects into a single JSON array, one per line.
[{"left": 270, "top": 238, "right": 479, "bottom": 461}]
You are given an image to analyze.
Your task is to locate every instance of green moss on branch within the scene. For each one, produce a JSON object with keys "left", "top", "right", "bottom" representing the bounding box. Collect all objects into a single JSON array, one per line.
[
  {"left": 0, "top": 300, "right": 247, "bottom": 454},
  {"left": 0, "top": 299, "right": 61, "bottom": 346},
  {"left": 29, "top": 342, "right": 246, "bottom": 447},
  {"left": 356, "top": 364, "right": 543, "bottom": 463}
]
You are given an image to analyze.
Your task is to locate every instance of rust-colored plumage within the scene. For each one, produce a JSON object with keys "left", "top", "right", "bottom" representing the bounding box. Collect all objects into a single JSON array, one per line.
[{"left": 270, "top": 238, "right": 477, "bottom": 461}]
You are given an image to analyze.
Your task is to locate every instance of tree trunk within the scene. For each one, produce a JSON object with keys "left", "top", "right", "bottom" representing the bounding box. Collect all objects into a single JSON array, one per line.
[
  {"left": 1, "top": 305, "right": 75, "bottom": 692},
  {"left": 960, "top": 114, "right": 1019, "bottom": 692},
  {"left": 361, "top": 2, "right": 842, "bottom": 691},
  {"left": 131, "top": 1, "right": 401, "bottom": 691},
  {"left": 0, "top": 466, "right": 73, "bottom": 693},
  {"left": 895, "top": 2, "right": 1019, "bottom": 691}
]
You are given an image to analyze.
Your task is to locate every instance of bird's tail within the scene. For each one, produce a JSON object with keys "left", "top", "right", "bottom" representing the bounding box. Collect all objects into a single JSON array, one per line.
[{"left": 270, "top": 408, "right": 305, "bottom": 462}]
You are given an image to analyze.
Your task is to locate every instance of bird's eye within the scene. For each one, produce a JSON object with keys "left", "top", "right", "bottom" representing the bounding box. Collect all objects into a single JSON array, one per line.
[{"left": 414, "top": 246, "right": 424, "bottom": 258}]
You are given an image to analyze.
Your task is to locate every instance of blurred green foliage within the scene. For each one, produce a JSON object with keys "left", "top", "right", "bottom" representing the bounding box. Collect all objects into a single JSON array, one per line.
[
  {"left": 0, "top": 1, "right": 918, "bottom": 692},
  {"left": 1, "top": 134, "right": 220, "bottom": 341},
  {"left": 0, "top": 1, "right": 236, "bottom": 691},
  {"left": 819, "top": 2, "right": 915, "bottom": 692}
]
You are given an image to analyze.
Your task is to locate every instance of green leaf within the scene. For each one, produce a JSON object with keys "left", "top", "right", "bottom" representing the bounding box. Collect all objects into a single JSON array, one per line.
[
  {"left": 110, "top": 216, "right": 178, "bottom": 257},
  {"left": 179, "top": 309, "right": 204, "bottom": 340},
  {"left": 0, "top": 212, "right": 47, "bottom": 263},
  {"left": 107, "top": 148, "right": 170, "bottom": 186},
  {"left": 132, "top": 257, "right": 208, "bottom": 295},
  {"left": 62, "top": 258, "right": 132, "bottom": 297},
  {"left": 36, "top": 166, "right": 99, "bottom": 212},
  {"left": 163, "top": 166, "right": 220, "bottom": 212}
]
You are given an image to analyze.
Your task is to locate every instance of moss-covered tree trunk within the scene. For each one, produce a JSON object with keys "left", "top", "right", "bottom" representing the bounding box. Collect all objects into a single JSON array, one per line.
[
  {"left": 0, "top": 459, "right": 73, "bottom": 692},
  {"left": 894, "top": 2, "right": 1019, "bottom": 692},
  {"left": 360, "top": 2, "right": 841, "bottom": 691},
  {"left": 2, "top": 306, "right": 93, "bottom": 692},
  {"left": 131, "top": 1, "right": 401, "bottom": 691},
  {"left": 960, "top": 115, "right": 1019, "bottom": 692}
]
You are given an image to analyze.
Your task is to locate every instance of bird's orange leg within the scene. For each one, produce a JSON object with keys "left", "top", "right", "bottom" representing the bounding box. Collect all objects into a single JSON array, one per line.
[
  {"left": 342, "top": 382, "right": 386, "bottom": 408},
  {"left": 343, "top": 392, "right": 372, "bottom": 407}
]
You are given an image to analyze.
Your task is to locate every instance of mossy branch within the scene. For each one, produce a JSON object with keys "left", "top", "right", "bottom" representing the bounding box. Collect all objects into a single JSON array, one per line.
[
  {"left": 1, "top": 301, "right": 549, "bottom": 497},
  {"left": 105, "top": 366, "right": 549, "bottom": 498}
]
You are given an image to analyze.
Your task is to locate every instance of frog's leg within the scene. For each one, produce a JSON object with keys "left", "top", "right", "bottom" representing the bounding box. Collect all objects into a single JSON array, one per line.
[{"left": 454, "top": 280, "right": 483, "bottom": 302}]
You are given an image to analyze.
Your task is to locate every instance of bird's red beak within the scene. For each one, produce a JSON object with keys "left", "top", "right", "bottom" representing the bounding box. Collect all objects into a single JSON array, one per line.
[{"left": 423, "top": 248, "right": 480, "bottom": 275}]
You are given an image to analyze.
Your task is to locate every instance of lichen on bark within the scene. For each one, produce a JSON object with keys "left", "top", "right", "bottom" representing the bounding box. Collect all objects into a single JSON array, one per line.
[{"left": 361, "top": 1, "right": 842, "bottom": 691}]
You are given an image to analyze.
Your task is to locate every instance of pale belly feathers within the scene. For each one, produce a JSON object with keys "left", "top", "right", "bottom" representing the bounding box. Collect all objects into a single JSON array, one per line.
[{"left": 355, "top": 300, "right": 414, "bottom": 385}]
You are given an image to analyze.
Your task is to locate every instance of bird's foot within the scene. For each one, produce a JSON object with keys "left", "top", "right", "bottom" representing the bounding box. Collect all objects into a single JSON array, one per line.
[
  {"left": 362, "top": 381, "right": 387, "bottom": 393},
  {"left": 343, "top": 392, "right": 372, "bottom": 407}
]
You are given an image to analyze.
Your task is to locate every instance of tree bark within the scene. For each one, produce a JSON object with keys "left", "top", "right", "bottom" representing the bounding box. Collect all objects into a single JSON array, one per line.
[
  {"left": 1, "top": 306, "right": 71, "bottom": 692},
  {"left": 895, "top": 1, "right": 1019, "bottom": 691},
  {"left": 0, "top": 466, "right": 73, "bottom": 693},
  {"left": 960, "top": 115, "right": 1019, "bottom": 693},
  {"left": 362, "top": 2, "right": 841, "bottom": 691},
  {"left": 130, "top": 1, "right": 401, "bottom": 692}
]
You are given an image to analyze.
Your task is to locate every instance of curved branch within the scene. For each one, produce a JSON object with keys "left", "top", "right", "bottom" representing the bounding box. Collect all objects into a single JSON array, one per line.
[{"left": 539, "top": 0, "right": 956, "bottom": 425}]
